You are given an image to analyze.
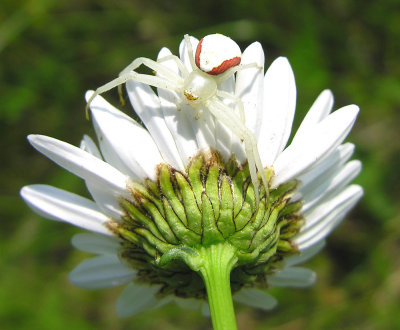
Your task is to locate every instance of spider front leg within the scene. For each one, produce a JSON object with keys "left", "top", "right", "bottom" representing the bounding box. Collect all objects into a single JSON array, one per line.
[
  {"left": 118, "top": 57, "right": 183, "bottom": 79},
  {"left": 86, "top": 72, "right": 180, "bottom": 118},
  {"left": 214, "top": 62, "right": 263, "bottom": 85},
  {"left": 86, "top": 61, "right": 183, "bottom": 118},
  {"left": 216, "top": 90, "right": 246, "bottom": 122},
  {"left": 205, "top": 97, "right": 269, "bottom": 206},
  {"left": 183, "top": 34, "right": 197, "bottom": 71},
  {"left": 157, "top": 54, "right": 189, "bottom": 78},
  {"left": 116, "top": 57, "right": 184, "bottom": 108}
]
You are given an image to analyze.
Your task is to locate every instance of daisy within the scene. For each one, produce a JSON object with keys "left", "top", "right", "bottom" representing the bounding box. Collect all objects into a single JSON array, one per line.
[{"left": 20, "top": 34, "right": 363, "bottom": 329}]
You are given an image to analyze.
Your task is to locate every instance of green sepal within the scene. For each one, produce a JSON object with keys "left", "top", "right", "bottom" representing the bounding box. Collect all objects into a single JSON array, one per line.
[
  {"left": 128, "top": 180, "right": 154, "bottom": 200},
  {"left": 217, "top": 175, "right": 235, "bottom": 237},
  {"left": 144, "top": 178, "right": 161, "bottom": 199},
  {"left": 256, "top": 242, "right": 279, "bottom": 264},
  {"left": 228, "top": 200, "right": 267, "bottom": 251},
  {"left": 162, "top": 197, "right": 201, "bottom": 245},
  {"left": 135, "top": 227, "right": 173, "bottom": 255},
  {"left": 129, "top": 178, "right": 164, "bottom": 214},
  {"left": 231, "top": 167, "right": 245, "bottom": 218},
  {"left": 280, "top": 200, "right": 303, "bottom": 217},
  {"left": 201, "top": 192, "right": 225, "bottom": 245},
  {"left": 251, "top": 205, "right": 284, "bottom": 248},
  {"left": 106, "top": 221, "right": 141, "bottom": 245},
  {"left": 236, "top": 228, "right": 280, "bottom": 265},
  {"left": 139, "top": 198, "right": 179, "bottom": 244},
  {"left": 175, "top": 171, "right": 202, "bottom": 234},
  {"left": 277, "top": 239, "right": 296, "bottom": 252},
  {"left": 159, "top": 165, "right": 188, "bottom": 226},
  {"left": 225, "top": 156, "right": 240, "bottom": 177},
  {"left": 157, "top": 246, "right": 202, "bottom": 270},
  {"left": 120, "top": 199, "right": 166, "bottom": 242},
  {"left": 269, "top": 180, "right": 298, "bottom": 203},
  {"left": 188, "top": 155, "right": 205, "bottom": 207},
  {"left": 279, "top": 217, "right": 304, "bottom": 239},
  {"left": 205, "top": 162, "right": 221, "bottom": 220},
  {"left": 234, "top": 182, "right": 256, "bottom": 231}
]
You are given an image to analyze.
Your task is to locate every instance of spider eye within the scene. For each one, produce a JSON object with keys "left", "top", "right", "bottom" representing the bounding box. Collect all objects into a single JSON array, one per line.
[{"left": 195, "top": 34, "right": 241, "bottom": 75}]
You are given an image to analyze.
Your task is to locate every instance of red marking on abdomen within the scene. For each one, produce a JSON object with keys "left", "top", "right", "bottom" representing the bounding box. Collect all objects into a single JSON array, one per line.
[
  {"left": 207, "top": 56, "right": 241, "bottom": 75},
  {"left": 195, "top": 38, "right": 203, "bottom": 70}
]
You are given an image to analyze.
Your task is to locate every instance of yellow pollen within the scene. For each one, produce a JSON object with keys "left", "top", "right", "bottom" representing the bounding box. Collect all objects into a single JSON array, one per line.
[{"left": 184, "top": 90, "right": 199, "bottom": 101}]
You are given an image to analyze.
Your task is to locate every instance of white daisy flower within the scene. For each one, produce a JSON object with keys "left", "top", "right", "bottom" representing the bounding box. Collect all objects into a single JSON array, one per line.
[{"left": 20, "top": 34, "right": 363, "bottom": 324}]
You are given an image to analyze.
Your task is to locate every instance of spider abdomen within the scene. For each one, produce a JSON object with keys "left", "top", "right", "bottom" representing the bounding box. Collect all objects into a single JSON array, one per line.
[{"left": 195, "top": 34, "right": 241, "bottom": 75}]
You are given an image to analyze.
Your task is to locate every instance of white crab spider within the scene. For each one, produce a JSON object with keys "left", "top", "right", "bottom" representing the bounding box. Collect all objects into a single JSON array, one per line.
[{"left": 86, "top": 34, "right": 268, "bottom": 204}]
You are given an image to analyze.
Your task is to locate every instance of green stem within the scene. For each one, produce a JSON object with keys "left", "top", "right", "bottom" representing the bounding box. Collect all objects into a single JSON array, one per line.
[{"left": 197, "top": 243, "right": 238, "bottom": 330}]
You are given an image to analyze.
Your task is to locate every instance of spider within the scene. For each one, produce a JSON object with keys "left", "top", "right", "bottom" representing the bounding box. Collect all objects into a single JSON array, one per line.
[{"left": 86, "top": 34, "right": 268, "bottom": 204}]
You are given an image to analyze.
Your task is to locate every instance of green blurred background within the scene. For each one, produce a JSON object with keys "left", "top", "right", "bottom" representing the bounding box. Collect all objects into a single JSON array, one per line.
[{"left": 1, "top": 0, "right": 399, "bottom": 329}]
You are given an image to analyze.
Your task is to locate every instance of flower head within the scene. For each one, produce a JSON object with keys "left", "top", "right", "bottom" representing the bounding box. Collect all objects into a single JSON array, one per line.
[{"left": 21, "top": 35, "right": 363, "bottom": 318}]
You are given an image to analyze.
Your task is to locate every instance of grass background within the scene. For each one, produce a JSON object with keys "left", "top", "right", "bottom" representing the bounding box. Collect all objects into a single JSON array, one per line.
[{"left": 1, "top": 0, "right": 400, "bottom": 329}]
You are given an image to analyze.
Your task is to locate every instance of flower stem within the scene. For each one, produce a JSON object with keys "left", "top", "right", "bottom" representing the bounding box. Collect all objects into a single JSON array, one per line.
[{"left": 197, "top": 243, "right": 238, "bottom": 330}]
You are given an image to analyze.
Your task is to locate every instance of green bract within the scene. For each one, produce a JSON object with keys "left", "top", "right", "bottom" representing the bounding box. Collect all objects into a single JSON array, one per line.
[{"left": 107, "top": 150, "right": 304, "bottom": 299}]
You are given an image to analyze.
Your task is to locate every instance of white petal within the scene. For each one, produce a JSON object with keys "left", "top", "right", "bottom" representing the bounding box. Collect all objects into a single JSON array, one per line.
[
  {"left": 303, "top": 184, "right": 363, "bottom": 230},
  {"left": 217, "top": 74, "right": 247, "bottom": 163},
  {"left": 213, "top": 68, "right": 239, "bottom": 161},
  {"left": 71, "top": 233, "right": 121, "bottom": 255},
  {"left": 296, "top": 185, "right": 363, "bottom": 249},
  {"left": 286, "top": 240, "right": 326, "bottom": 266},
  {"left": 28, "top": 134, "right": 128, "bottom": 197},
  {"left": 296, "top": 143, "right": 355, "bottom": 191},
  {"left": 85, "top": 179, "right": 125, "bottom": 219},
  {"left": 80, "top": 134, "right": 102, "bottom": 159},
  {"left": 20, "top": 185, "right": 111, "bottom": 236},
  {"left": 292, "top": 89, "right": 334, "bottom": 144},
  {"left": 78, "top": 140, "right": 125, "bottom": 218},
  {"left": 116, "top": 283, "right": 168, "bottom": 317},
  {"left": 259, "top": 57, "right": 296, "bottom": 166},
  {"left": 235, "top": 42, "right": 265, "bottom": 139},
  {"left": 302, "top": 160, "right": 362, "bottom": 212},
  {"left": 86, "top": 91, "right": 163, "bottom": 180},
  {"left": 272, "top": 105, "right": 359, "bottom": 187},
  {"left": 269, "top": 267, "right": 316, "bottom": 287},
  {"left": 234, "top": 288, "right": 277, "bottom": 310},
  {"left": 183, "top": 101, "right": 216, "bottom": 151},
  {"left": 69, "top": 255, "right": 135, "bottom": 289},
  {"left": 215, "top": 76, "right": 236, "bottom": 161},
  {"left": 225, "top": 41, "right": 265, "bottom": 163},
  {"left": 126, "top": 80, "right": 184, "bottom": 169},
  {"left": 156, "top": 47, "right": 196, "bottom": 168}
]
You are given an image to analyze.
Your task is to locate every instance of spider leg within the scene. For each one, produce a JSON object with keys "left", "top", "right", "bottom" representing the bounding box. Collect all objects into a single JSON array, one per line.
[
  {"left": 116, "top": 57, "right": 185, "bottom": 106},
  {"left": 183, "top": 34, "right": 197, "bottom": 72},
  {"left": 216, "top": 90, "right": 246, "bottom": 123},
  {"left": 118, "top": 57, "right": 183, "bottom": 80},
  {"left": 215, "top": 63, "right": 262, "bottom": 84},
  {"left": 205, "top": 97, "right": 269, "bottom": 206},
  {"left": 209, "top": 101, "right": 260, "bottom": 205},
  {"left": 157, "top": 54, "right": 189, "bottom": 78},
  {"left": 86, "top": 71, "right": 181, "bottom": 118}
]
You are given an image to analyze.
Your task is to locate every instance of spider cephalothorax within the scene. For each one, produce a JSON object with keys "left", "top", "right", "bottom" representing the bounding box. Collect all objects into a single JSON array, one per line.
[{"left": 86, "top": 34, "right": 268, "bottom": 203}]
